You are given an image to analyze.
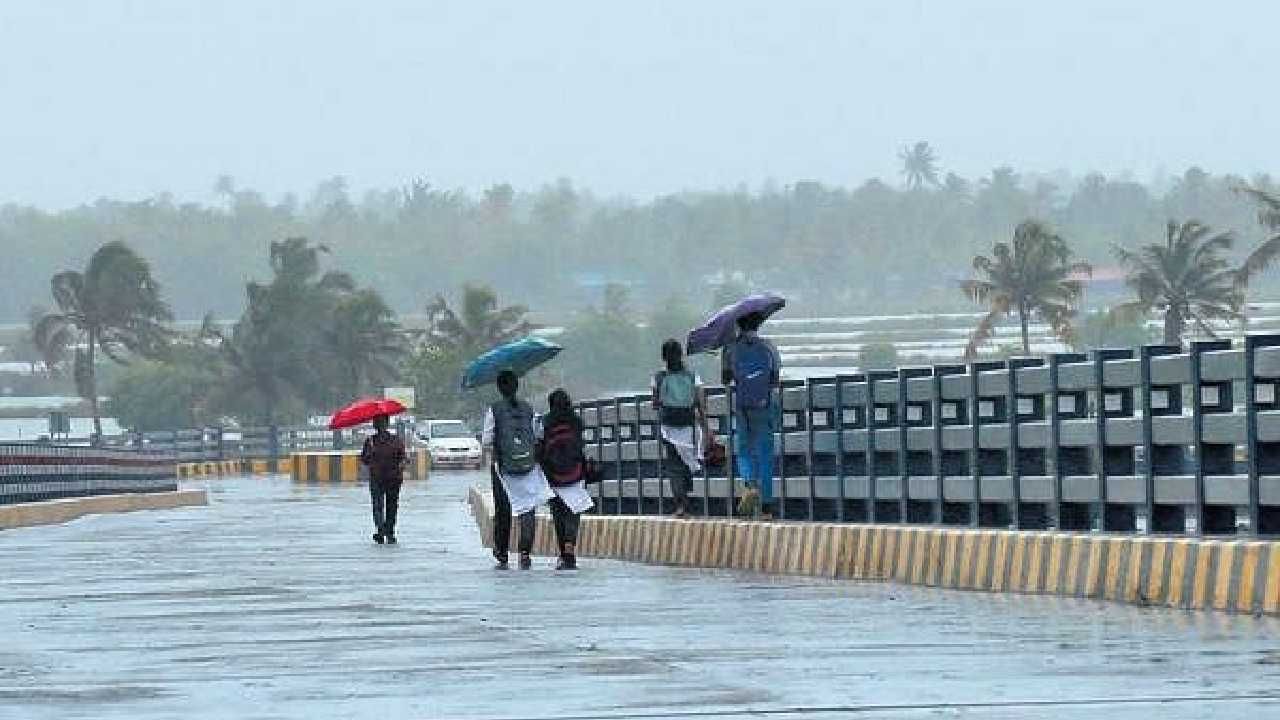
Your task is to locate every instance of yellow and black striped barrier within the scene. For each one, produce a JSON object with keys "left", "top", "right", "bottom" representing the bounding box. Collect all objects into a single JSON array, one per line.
[
  {"left": 175, "top": 458, "right": 292, "bottom": 479},
  {"left": 290, "top": 448, "right": 429, "bottom": 484},
  {"left": 467, "top": 487, "right": 1280, "bottom": 616}
]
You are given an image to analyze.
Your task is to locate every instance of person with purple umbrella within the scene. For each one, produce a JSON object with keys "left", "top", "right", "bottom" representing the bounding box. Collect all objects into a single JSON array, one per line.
[{"left": 721, "top": 311, "right": 782, "bottom": 518}]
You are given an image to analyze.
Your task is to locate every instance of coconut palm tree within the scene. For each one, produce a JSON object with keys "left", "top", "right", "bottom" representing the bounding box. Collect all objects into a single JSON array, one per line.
[
  {"left": 33, "top": 241, "right": 173, "bottom": 441},
  {"left": 962, "top": 221, "right": 1091, "bottom": 358},
  {"left": 325, "top": 289, "right": 406, "bottom": 401},
  {"left": 202, "top": 238, "right": 360, "bottom": 422},
  {"left": 899, "top": 141, "right": 941, "bottom": 190},
  {"left": 423, "top": 284, "right": 534, "bottom": 356},
  {"left": 1112, "top": 219, "right": 1280, "bottom": 345},
  {"left": 1237, "top": 183, "right": 1280, "bottom": 238}
]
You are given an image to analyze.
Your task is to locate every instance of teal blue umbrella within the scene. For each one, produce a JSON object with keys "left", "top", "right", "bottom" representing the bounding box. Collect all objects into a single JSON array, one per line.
[{"left": 461, "top": 336, "right": 562, "bottom": 389}]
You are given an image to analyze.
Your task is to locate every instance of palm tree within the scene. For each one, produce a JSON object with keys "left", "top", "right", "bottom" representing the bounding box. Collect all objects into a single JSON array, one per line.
[
  {"left": 1237, "top": 183, "right": 1280, "bottom": 240},
  {"left": 423, "top": 284, "right": 534, "bottom": 355},
  {"left": 1112, "top": 219, "right": 1280, "bottom": 345},
  {"left": 33, "top": 241, "right": 173, "bottom": 441},
  {"left": 899, "top": 141, "right": 941, "bottom": 190},
  {"left": 962, "top": 221, "right": 1091, "bottom": 358},
  {"left": 204, "top": 238, "right": 357, "bottom": 422},
  {"left": 325, "top": 289, "right": 406, "bottom": 401}
]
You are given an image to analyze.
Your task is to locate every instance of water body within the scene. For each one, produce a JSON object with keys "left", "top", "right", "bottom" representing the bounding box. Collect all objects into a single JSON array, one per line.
[
  {"left": 0, "top": 416, "right": 122, "bottom": 442},
  {"left": 0, "top": 474, "right": 1276, "bottom": 719}
]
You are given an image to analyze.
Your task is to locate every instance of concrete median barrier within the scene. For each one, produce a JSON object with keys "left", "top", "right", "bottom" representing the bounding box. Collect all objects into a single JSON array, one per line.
[
  {"left": 467, "top": 485, "right": 1280, "bottom": 615},
  {"left": 0, "top": 489, "right": 208, "bottom": 530},
  {"left": 289, "top": 449, "right": 429, "bottom": 484}
]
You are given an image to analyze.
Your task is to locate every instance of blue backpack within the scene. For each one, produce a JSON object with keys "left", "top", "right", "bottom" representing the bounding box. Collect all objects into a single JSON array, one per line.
[{"left": 732, "top": 338, "right": 775, "bottom": 409}]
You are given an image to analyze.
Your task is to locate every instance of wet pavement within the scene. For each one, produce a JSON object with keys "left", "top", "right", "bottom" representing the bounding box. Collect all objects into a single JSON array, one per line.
[{"left": 2, "top": 473, "right": 1280, "bottom": 719}]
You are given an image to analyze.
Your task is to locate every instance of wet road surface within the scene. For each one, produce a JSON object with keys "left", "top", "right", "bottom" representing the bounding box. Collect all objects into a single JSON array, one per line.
[{"left": 2, "top": 473, "right": 1279, "bottom": 719}]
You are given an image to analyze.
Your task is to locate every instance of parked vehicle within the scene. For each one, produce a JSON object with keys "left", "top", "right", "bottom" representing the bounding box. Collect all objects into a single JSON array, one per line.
[{"left": 417, "top": 419, "right": 483, "bottom": 469}]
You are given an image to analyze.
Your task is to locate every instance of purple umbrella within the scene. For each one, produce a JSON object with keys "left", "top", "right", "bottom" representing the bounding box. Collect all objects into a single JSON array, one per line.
[{"left": 686, "top": 292, "right": 786, "bottom": 355}]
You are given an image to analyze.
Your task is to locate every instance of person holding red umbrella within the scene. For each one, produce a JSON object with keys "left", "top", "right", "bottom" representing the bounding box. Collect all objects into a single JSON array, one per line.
[
  {"left": 330, "top": 397, "right": 409, "bottom": 544},
  {"left": 361, "top": 414, "right": 407, "bottom": 544}
]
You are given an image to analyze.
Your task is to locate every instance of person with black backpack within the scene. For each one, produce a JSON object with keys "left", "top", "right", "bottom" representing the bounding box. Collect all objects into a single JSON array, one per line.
[
  {"left": 536, "top": 388, "right": 594, "bottom": 570},
  {"left": 652, "top": 339, "right": 711, "bottom": 518},
  {"left": 482, "top": 370, "right": 553, "bottom": 569},
  {"left": 721, "top": 312, "right": 782, "bottom": 519}
]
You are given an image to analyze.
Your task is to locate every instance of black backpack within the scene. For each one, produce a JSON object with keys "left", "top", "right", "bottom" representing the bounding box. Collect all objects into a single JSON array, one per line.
[{"left": 491, "top": 400, "right": 537, "bottom": 475}]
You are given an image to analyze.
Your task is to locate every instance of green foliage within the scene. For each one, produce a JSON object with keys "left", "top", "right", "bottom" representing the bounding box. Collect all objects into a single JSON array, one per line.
[
  {"left": 1073, "top": 310, "right": 1154, "bottom": 352},
  {"left": 4, "top": 166, "right": 1279, "bottom": 325},
  {"left": 1112, "top": 220, "right": 1258, "bottom": 345},
  {"left": 201, "top": 238, "right": 405, "bottom": 425},
  {"left": 900, "top": 141, "right": 941, "bottom": 190},
  {"left": 558, "top": 291, "right": 713, "bottom": 399},
  {"left": 962, "top": 220, "right": 1091, "bottom": 358},
  {"left": 33, "top": 241, "right": 174, "bottom": 438},
  {"left": 105, "top": 357, "right": 215, "bottom": 431},
  {"left": 404, "top": 285, "right": 534, "bottom": 424},
  {"left": 858, "top": 342, "right": 899, "bottom": 370}
]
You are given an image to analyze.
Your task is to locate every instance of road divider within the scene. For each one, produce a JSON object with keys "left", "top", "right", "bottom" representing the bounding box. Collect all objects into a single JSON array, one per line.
[
  {"left": 289, "top": 449, "right": 429, "bottom": 484},
  {"left": 1, "top": 489, "right": 208, "bottom": 530},
  {"left": 176, "top": 458, "right": 291, "bottom": 478},
  {"left": 468, "top": 485, "right": 1280, "bottom": 615}
]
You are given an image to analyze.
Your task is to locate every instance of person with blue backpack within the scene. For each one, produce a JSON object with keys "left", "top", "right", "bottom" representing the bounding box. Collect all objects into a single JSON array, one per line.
[
  {"left": 482, "top": 370, "right": 553, "bottom": 569},
  {"left": 652, "top": 339, "right": 711, "bottom": 518},
  {"left": 721, "top": 312, "right": 782, "bottom": 518}
]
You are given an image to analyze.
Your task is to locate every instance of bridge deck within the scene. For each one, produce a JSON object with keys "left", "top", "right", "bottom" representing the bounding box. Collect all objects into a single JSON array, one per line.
[{"left": 2, "top": 473, "right": 1279, "bottom": 719}]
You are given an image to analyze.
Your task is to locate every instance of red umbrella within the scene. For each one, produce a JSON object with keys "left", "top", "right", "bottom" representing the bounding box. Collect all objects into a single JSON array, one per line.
[{"left": 328, "top": 398, "right": 407, "bottom": 430}]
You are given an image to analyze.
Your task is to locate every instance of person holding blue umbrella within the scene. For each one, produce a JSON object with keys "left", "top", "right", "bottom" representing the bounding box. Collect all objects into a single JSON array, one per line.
[
  {"left": 465, "top": 337, "right": 562, "bottom": 569},
  {"left": 482, "top": 370, "right": 553, "bottom": 569}
]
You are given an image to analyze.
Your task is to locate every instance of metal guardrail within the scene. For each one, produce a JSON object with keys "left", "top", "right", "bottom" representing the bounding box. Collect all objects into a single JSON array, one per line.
[
  {"left": 48, "top": 425, "right": 384, "bottom": 463},
  {"left": 0, "top": 424, "right": 399, "bottom": 505},
  {"left": 577, "top": 337, "right": 1280, "bottom": 537}
]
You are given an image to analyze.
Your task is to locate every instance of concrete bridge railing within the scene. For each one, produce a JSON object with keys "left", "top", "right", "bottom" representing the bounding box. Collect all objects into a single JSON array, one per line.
[
  {"left": 0, "top": 443, "right": 177, "bottom": 506},
  {"left": 578, "top": 337, "right": 1280, "bottom": 537}
]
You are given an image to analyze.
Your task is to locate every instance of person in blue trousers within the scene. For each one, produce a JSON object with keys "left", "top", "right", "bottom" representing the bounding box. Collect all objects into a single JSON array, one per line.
[{"left": 721, "top": 312, "right": 782, "bottom": 519}]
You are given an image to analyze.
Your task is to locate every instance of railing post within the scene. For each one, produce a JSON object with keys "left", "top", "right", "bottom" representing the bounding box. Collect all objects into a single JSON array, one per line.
[
  {"left": 969, "top": 360, "right": 1004, "bottom": 528},
  {"left": 898, "top": 367, "right": 932, "bottom": 524},
  {"left": 727, "top": 386, "right": 738, "bottom": 517},
  {"left": 1091, "top": 349, "right": 1133, "bottom": 532},
  {"left": 834, "top": 374, "right": 854, "bottom": 523},
  {"left": 865, "top": 372, "right": 880, "bottom": 523},
  {"left": 613, "top": 396, "right": 624, "bottom": 515},
  {"left": 269, "top": 424, "right": 280, "bottom": 473},
  {"left": 594, "top": 400, "right": 605, "bottom": 516},
  {"left": 1245, "top": 336, "right": 1280, "bottom": 537},
  {"left": 806, "top": 379, "right": 817, "bottom": 521},
  {"left": 1139, "top": 344, "right": 1180, "bottom": 534},
  {"left": 1007, "top": 358, "right": 1041, "bottom": 530},
  {"left": 1189, "top": 341, "right": 1230, "bottom": 536}
]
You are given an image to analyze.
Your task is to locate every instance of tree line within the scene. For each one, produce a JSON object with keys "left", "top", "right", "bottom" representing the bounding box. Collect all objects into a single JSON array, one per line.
[
  {"left": 10, "top": 145, "right": 1280, "bottom": 434},
  {"left": 4, "top": 152, "right": 1280, "bottom": 326},
  {"left": 24, "top": 236, "right": 721, "bottom": 433}
]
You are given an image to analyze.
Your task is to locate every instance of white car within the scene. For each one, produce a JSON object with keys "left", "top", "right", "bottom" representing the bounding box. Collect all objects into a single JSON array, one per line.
[{"left": 418, "top": 419, "right": 483, "bottom": 469}]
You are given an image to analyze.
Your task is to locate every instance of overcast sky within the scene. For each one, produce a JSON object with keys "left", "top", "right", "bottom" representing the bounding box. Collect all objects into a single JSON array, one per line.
[{"left": 2, "top": 1, "right": 1277, "bottom": 208}]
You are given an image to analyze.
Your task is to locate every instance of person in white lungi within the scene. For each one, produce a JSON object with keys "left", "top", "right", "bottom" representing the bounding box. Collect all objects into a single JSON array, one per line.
[
  {"left": 534, "top": 388, "right": 594, "bottom": 570},
  {"left": 651, "top": 339, "right": 712, "bottom": 517},
  {"left": 482, "top": 370, "right": 553, "bottom": 569}
]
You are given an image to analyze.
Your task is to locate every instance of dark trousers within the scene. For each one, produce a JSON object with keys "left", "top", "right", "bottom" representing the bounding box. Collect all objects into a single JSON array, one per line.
[
  {"left": 492, "top": 465, "right": 534, "bottom": 558},
  {"left": 370, "top": 477, "right": 402, "bottom": 536},
  {"left": 662, "top": 439, "right": 693, "bottom": 509},
  {"left": 548, "top": 496, "right": 580, "bottom": 555}
]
